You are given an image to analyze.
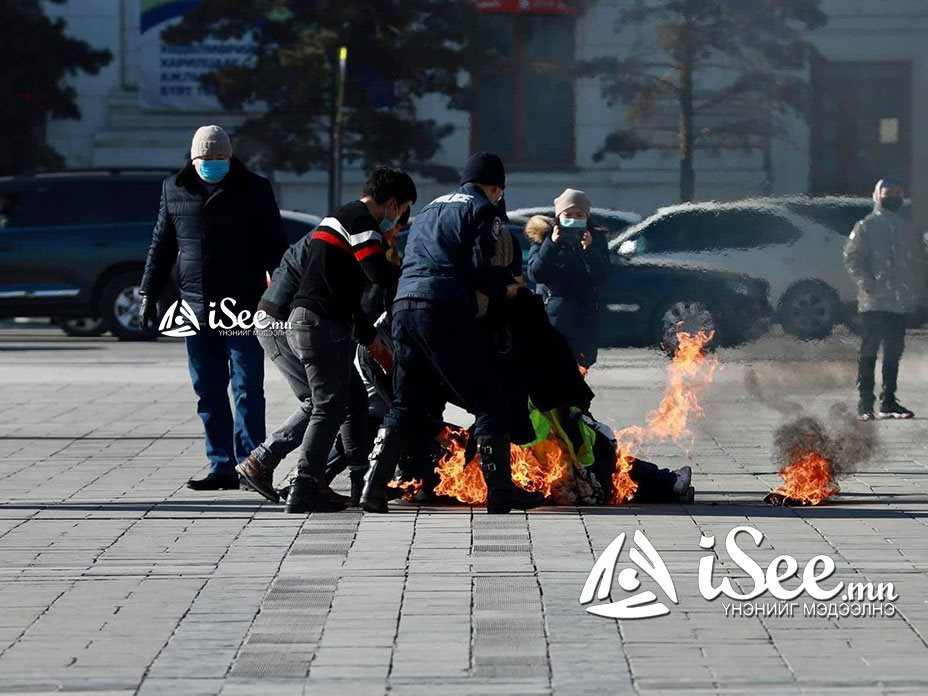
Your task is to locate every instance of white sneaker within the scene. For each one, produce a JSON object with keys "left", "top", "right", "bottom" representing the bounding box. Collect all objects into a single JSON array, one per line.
[{"left": 672, "top": 466, "right": 692, "bottom": 495}]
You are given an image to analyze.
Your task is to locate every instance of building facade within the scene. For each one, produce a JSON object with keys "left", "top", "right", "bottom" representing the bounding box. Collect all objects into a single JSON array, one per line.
[{"left": 45, "top": 0, "right": 928, "bottom": 222}]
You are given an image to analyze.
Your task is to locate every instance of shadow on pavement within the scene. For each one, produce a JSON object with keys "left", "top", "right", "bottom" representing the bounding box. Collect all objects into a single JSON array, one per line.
[
  {"left": 0, "top": 345, "right": 102, "bottom": 351},
  {"left": 0, "top": 499, "right": 273, "bottom": 514}
]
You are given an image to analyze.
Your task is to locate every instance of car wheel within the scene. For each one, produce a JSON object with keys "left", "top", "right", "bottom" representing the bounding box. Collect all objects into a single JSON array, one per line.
[
  {"left": 100, "top": 271, "right": 158, "bottom": 341},
  {"left": 53, "top": 316, "right": 107, "bottom": 338},
  {"left": 779, "top": 282, "right": 838, "bottom": 340},
  {"left": 653, "top": 299, "right": 719, "bottom": 356}
]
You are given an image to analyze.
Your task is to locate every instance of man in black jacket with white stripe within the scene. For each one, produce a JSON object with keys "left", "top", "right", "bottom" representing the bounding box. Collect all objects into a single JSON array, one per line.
[{"left": 283, "top": 167, "right": 416, "bottom": 513}]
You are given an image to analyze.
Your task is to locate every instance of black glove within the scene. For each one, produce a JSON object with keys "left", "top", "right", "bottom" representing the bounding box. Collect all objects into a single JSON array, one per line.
[{"left": 138, "top": 294, "right": 158, "bottom": 332}]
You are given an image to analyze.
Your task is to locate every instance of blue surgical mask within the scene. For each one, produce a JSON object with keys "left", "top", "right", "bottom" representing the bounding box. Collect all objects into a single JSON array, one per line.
[
  {"left": 196, "top": 159, "right": 230, "bottom": 183},
  {"left": 559, "top": 215, "right": 587, "bottom": 230},
  {"left": 379, "top": 203, "right": 401, "bottom": 233}
]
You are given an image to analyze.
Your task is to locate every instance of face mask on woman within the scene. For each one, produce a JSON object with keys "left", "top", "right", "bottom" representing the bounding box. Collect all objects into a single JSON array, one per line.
[{"left": 559, "top": 215, "right": 587, "bottom": 230}]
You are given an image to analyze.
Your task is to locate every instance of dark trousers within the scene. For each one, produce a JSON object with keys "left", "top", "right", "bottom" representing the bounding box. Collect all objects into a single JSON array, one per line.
[
  {"left": 857, "top": 311, "right": 907, "bottom": 406},
  {"left": 384, "top": 306, "right": 507, "bottom": 439},
  {"left": 185, "top": 330, "right": 266, "bottom": 475},
  {"left": 287, "top": 307, "right": 369, "bottom": 481}
]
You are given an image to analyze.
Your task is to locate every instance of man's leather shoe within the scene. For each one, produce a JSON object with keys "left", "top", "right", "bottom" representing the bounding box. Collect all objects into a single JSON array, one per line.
[
  {"left": 235, "top": 456, "right": 281, "bottom": 503},
  {"left": 186, "top": 472, "right": 240, "bottom": 491}
]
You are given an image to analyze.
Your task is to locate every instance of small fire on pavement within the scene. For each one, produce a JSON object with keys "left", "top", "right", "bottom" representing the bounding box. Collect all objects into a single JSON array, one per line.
[{"left": 765, "top": 447, "right": 840, "bottom": 506}]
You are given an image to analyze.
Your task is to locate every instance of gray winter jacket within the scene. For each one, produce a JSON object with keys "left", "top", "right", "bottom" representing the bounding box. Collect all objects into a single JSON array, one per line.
[
  {"left": 259, "top": 235, "right": 311, "bottom": 320},
  {"left": 843, "top": 207, "right": 927, "bottom": 314}
]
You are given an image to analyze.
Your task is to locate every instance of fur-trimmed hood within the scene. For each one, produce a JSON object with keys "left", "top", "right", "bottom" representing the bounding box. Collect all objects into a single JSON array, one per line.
[{"left": 524, "top": 215, "right": 555, "bottom": 244}]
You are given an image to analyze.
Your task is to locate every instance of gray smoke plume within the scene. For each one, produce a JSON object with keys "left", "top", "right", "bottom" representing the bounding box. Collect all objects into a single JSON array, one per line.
[
  {"left": 771, "top": 404, "right": 878, "bottom": 477},
  {"left": 747, "top": 368, "right": 880, "bottom": 478}
]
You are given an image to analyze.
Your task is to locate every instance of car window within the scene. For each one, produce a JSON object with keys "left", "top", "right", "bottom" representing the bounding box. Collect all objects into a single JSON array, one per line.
[
  {"left": 787, "top": 204, "right": 871, "bottom": 236},
  {"left": 110, "top": 180, "right": 164, "bottom": 223},
  {"left": 283, "top": 217, "right": 318, "bottom": 245},
  {"left": 700, "top": 210, "right": 800, "bottom": 250},
  {"left": 640, "top": 212, "right": 705, "bottom": 253},
  {"left": 2, "top": 181, "right": 117, "bottom": 227},
  {"left": 640, "top": 210, "right": 798, "bottom": 253}
]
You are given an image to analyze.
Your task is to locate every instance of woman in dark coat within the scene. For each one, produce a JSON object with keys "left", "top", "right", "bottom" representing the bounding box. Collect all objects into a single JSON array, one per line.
[{"left": 525, "top": 188, "right": 611, "bottom": 369}]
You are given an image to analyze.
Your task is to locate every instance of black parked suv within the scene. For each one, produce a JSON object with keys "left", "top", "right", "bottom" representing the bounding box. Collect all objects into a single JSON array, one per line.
[{"left": 0, "top": 170, "right": 317, "bottom": 339}]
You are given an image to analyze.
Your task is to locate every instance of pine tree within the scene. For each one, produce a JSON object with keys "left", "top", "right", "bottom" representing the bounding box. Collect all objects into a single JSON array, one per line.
[
  {"left": 0, "top": 0, "right": 112, "bottom": 174},
  {"left": 164, "top": 0, "right": 482, "bottom": 182},
  {"left": 582, "top": 0, "right": 826, "bottom": 201}
]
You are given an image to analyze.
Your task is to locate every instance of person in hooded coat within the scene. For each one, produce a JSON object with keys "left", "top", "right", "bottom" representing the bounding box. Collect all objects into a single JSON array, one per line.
[
  {"left": 844, "top": 177, "right": 927, "bottom": 420},
  {"left": 525, "top": 189, "right": 611, "bottom": 369}
]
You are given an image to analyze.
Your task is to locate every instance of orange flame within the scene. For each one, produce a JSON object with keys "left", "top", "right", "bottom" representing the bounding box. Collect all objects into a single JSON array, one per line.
[
  {"left": 610, "top": 331, "right": 717, "bottom": 503},
  {"left": 434, "top": 331, "right": 718, "bottom": 506},
  {"left": 388, "top": 478, "right": 424, "bottom": 501},
  {"left": 432, "top": 427, "right": 578, "bottom": 504},
  {"left": 433, "top": 427, "right": 487, "bottom": 504},
  {"left": 772, "top": 448, "right": 839, "bottom": 505}
]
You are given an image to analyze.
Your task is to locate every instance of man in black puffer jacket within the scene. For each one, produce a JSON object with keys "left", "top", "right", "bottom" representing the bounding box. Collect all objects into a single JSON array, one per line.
[{"left": 139, "top": 125, "right": 287, "bottom": 491}]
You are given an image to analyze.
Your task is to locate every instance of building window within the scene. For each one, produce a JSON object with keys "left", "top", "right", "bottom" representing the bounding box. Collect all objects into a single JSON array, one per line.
[
  {"left": 810, "top": 59, "right": 912, "bottom": 196},
  {"left": 472, "top": 13, "right": 575, "bottom": 166}
]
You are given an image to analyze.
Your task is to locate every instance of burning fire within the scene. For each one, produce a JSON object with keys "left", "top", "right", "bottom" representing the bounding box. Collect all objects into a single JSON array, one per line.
[
  {"left": 432, "top": 427, "right": 573, "bottom": 504},
  {"left": 611, "top": 331, "right": 717, "bottom": 503},
  {"left": 388, "top": 477, "right": 424, "bottom": 500},
  {"left": 767, "top": 448, "right": 839, "bottom": 506},
  {"left": 433, "top": 330, "right": 718, "bottom": 506}
]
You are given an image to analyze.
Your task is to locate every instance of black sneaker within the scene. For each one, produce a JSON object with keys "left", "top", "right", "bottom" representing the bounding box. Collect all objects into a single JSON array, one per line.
[
  {"left": 857, "top": 401, "right": 876, "bottom": 421},
  {"left": 878, "top": 401, "right": 914, "bottom": 420},
  {"left": 186, "top": 472, "right": 241, "bottom": 491}
]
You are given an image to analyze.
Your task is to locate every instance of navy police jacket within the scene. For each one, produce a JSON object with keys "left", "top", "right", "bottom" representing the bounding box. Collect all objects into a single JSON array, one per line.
[{"left": 395, "top": 183, "right": 506, "bottom": 314}]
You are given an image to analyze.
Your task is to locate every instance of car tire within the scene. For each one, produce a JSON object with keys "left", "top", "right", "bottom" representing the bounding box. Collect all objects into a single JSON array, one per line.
[
  {"left": 100, "top": 270, "right": 158, "bottom": 341},
  {"left": 779, "top": 282, "right": 838, "bottom": 340},
  {"left": 53, "top": 316, "right": 108, "bottom": 338},
  {"left": 652, "top": 298, "right": 720, "bottom": 357}
]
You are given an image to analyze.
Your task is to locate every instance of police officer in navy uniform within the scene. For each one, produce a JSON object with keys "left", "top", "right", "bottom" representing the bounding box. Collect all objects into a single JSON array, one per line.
[{"left": 360, "top": 152, "right": 546, "bottom": 514}]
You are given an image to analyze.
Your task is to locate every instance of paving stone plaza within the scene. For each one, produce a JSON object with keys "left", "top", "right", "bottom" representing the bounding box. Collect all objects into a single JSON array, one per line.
[{"left": 1, "top": 325, "right": 927, "bottom": 695}]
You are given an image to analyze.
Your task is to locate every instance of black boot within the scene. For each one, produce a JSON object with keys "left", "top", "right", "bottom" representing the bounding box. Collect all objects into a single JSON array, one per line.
[
  {"left": 360, "top": 427, "right": 405, "bottom": 513},
  {"left": 285, "top": 476, "right": 350, "bottom": 514},
  {"left": 349, "top": 468, "right": 367, "bottom": 507},
  {"left": 475, "top": 434, "right": 546, "bottom": 515}
]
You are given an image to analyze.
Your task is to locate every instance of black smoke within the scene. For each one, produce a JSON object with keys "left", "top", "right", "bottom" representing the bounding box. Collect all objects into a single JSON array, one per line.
[{"left": 746, "top": 368, "right": 879, "bottom": 478}]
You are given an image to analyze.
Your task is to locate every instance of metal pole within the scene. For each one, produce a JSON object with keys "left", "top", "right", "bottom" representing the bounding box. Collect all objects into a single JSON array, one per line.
[{"left": 329, "top": 46, "right": 348, "bottom": 211}]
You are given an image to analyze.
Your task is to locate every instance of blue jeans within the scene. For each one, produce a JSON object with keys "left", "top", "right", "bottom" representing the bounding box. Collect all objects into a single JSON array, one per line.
[{"left": 185, "top": 330, "right": 266, "bottom": 475}]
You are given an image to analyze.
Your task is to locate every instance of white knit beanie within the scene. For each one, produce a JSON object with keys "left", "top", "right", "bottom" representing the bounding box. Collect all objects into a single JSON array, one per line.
[{"left": 190, "top": 125, "right": 232, "bottom": 160}]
